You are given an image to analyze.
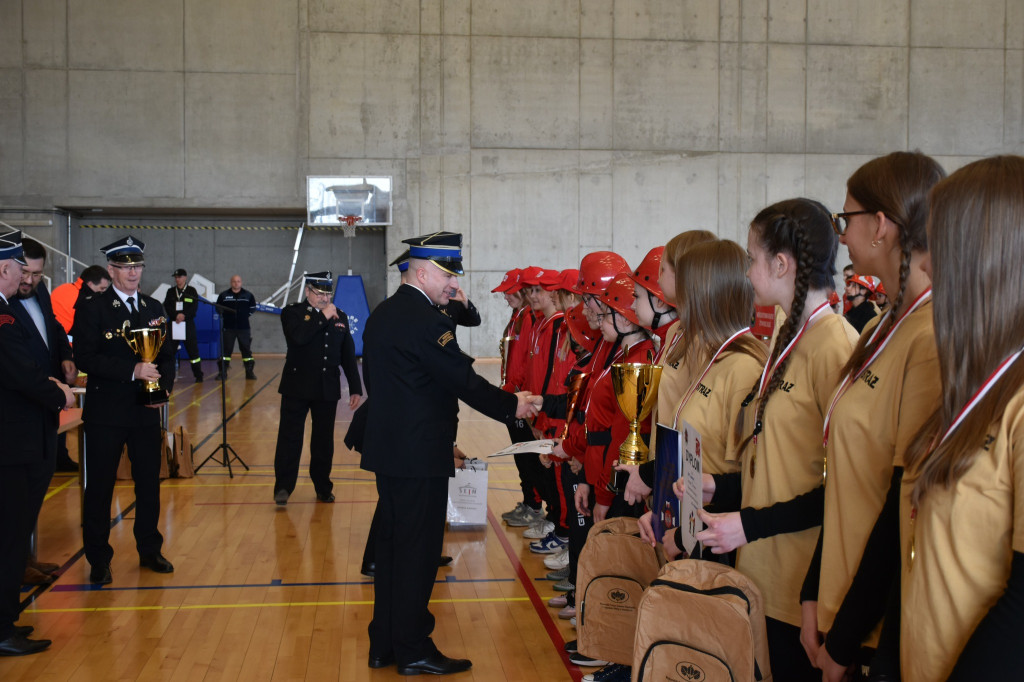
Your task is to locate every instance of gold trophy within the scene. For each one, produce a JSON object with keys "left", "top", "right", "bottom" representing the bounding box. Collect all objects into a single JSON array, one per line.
[
  {"left": 560, "top": 371, "right": 591, "bottom": 439},
  {"left": 115, "top": 319, "right": 169, "bottom": 405},
  {"left": 499, "top": 334, "right": 513, "bottom": 385},
  {"left": 609, "top": 362, "right": 662, "bottom": 492}
]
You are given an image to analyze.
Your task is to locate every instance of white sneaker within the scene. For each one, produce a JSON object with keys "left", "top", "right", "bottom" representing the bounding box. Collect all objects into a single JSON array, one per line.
[
  {"left": 502, "top": 502, "right": 527, "bottom": 521},
  {"left": 544, "top": 547, "right": 570, "bottom": 570},
  {"left": 523, "top": 519, "right": 555, "bottom": 539}
]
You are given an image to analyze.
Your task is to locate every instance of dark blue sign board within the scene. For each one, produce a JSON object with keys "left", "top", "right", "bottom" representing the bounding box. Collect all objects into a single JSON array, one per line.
[{"left": 333, "top": 274, "right": 369, "bottom": 357}]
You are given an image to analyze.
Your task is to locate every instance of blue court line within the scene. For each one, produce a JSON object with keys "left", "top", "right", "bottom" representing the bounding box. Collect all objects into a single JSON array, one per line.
[{"left": 50, "top": 574, "right": 515, "bottom": 593}]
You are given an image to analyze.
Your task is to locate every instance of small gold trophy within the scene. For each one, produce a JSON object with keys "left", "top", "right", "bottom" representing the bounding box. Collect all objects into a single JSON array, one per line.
[
  {"left": 115, "top": 319, "right": 169, "bottom": 405},
  {"left": 560, "top": 371, "right": 591, "bottom": 439},
  {"left": 609, "top": 362, "right": 662, "bottom": 492},
  {"left": 499, "top": 334, "right": 514, "bottom": 385}
]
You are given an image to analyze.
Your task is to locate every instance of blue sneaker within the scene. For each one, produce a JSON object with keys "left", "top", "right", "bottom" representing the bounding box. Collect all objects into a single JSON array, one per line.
[{"left": 530, "top": 531, "right": 568, "bottom": 554}]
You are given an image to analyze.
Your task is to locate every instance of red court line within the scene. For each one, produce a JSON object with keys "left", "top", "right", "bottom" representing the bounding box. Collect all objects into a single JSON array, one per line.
[
  {"left": 194, "top": 500, "right": 377, "bottom": 506},
  {"left": 487, "top": 509, "right": 583, "bottom": 682}
]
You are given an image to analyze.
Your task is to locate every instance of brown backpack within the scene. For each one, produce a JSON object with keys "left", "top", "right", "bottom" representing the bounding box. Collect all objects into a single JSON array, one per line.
[
  {"left": 632, "top": 559, "right": 772, "bottom": 682},
  {"left": 576, "top": 517, "right": 665, "bottom": 665}
]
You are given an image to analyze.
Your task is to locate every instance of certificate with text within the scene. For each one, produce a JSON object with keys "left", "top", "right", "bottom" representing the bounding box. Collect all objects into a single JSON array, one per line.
[{"left": 679, "top": 419, "right": 703, "bottom": 557}]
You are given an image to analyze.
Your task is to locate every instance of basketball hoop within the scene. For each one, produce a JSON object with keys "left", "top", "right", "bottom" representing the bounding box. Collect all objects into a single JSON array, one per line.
[{"left": 339, "top": 214, "right": 362, "bottom": 238}]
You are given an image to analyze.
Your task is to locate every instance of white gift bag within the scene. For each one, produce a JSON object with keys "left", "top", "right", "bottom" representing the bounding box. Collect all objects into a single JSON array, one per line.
[{"left": 447, "top": 458, "right": 489, "bottom": 527}]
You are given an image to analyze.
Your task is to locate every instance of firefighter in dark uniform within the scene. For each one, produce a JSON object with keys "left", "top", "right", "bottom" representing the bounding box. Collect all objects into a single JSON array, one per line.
[
  {"left": 361, "top": 232, "right": 539, "bottom": 675},
  {"left": 215, "top": 275, "right": 257, "bottom": 380},
  {"left": 70, "top": 235, "right": 177, "bottom": 585},
  {"left": 0, "top": 229, "right": 75, "bottom": 656},
  {"left": 163, "top": 268, "right": 203, "bottom": 382},
  {"left": 272, "top": 271, "right": 363, "bottom": 506}
]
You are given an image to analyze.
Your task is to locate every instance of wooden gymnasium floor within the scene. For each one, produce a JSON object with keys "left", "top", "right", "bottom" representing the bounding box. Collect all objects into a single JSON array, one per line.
[{"left": 4, "top": 356, "right": 582, "bottom": 682}]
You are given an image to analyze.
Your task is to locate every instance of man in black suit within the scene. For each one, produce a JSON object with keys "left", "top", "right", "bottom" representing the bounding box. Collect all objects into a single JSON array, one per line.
[
  {"left": 361, "top": 231, "right": 539, "bottom": 675},
  {"left": 163, "top": 268, "right": 204, "bottom": 382},
  {"left": 9, "top": 238, "right": 77, "bottom": 586},
  {"left": 71, "top": 235, "right": 177, "bottom": 585},
  {"left": 272, "top": 271, "right": 363, "bottom": 506},
  {"left": 0, "top": 229, "right": 75, "bottom": 656}
]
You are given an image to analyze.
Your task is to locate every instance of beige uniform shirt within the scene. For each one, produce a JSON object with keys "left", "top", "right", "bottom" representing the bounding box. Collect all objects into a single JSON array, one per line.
[
  {"left": 673, "top": 350, "right": 763, "bottom": 476},
  {"left": 736, "top": 313, "right": 858, "bottom": 626},
  {"left": 818, "top": 303, "right": 940, "bottom": 641},
  {"left": 901, "top": 388, "right": 1024, "bottom": 682}
]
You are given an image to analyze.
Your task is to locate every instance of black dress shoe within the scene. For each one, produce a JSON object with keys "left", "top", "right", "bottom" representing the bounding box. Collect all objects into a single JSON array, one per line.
[
  {"left": 139, "top": 553, "right": 174, "bottom": 574},
  {"left": 439, "top": 555, "right": 453, "bottom": 567},
  {"left": 274, "top": 489, "right": 289, "bottom": 507},
  {"left": 13, "top": 625, "right": 33, "bottom": 637},
  {"left": 315, "top": 492, "right": 335, "bottom": 503},
  {"left": 89, "top": 564, "right": 112, "bottom": 585},
  {"left": 0, "top": 634, "right": 51, "bottom": 656},
  {"left": 368, "top": 652, "right": 395, "bottom": 668},
  {"left": 397, "top": 652, "right": 472, "bottom": 676},
  {"left": 361, "top": 562, "right": 375, "bottom": 578}
]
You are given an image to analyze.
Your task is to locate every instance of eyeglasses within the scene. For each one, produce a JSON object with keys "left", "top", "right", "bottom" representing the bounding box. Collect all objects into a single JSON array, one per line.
[
  {"left": 829, "top": 211, "right": 874, "bottom": 235},
  {"left": 110, "top": 264, "right": 144, "bottom": 272}
]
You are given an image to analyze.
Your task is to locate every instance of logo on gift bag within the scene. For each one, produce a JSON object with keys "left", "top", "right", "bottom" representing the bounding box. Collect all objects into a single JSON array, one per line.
[
  {"left": 458, "top": 483, "right": 476, "bottom": 496},
  {"left": 675, "top": 661, "right": 705, "bottom": 681}
]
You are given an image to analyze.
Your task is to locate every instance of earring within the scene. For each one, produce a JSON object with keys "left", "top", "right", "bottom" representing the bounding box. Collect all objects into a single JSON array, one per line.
[{"left": 871, "top": 240, "right": 880, "bottom": 247}]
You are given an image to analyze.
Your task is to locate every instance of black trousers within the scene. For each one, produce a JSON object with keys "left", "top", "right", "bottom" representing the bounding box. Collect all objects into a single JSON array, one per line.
[
  {"left": 508, "top": 418, "right": 542, "bottom": 509},
  {"left": 369, "top": 474, "right": 447, "bottom": 665},
  {"left": 82, "top": 421, "right": 164, "bottom": 567},
  {"left": 765, "top": 616, "right": 820, "bottom": 682},
  {"left": 273, "top": 395, "right": 338, "bottom": 497},
  {"left": 0, "top": 458, "right": 49, "bottom": 640},
  {"left": 24, "top": 444, "right": 56, "bottom": 560},
  {"left": 221, "top": 329, "right": 253, "bottom": 364}
]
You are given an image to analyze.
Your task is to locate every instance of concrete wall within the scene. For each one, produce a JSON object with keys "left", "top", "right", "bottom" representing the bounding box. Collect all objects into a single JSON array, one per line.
[{"left": 1, "top": 0, "right": 1021, "bottom": 356}]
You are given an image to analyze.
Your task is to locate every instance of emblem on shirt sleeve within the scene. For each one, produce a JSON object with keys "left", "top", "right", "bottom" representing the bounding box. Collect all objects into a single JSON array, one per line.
[
  {"left": 438, "top": 331, "right": 455, "bottom": 347},
  {"left": 304, "top": 315, "right": 311, "bottom": 321},
  {"left": 0, "top": 314, "right": 14, "bottom": 328}
]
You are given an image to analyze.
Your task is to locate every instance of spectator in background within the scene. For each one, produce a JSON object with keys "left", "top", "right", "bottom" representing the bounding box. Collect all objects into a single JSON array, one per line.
[
  {"left": 215, "top": 275, "right": 257, "bottom": 380},
  {"left": 163, "top": 268, "right": 204, "bottom": 383},
  {"left": 844, "top": 274, "right": 880, "bottom": 333},
  {"left": 51, "top": 265, "right": 111, "bottom": 337},
  {"left": 841, "top": 264, "right": 855, "bottom": 314}
]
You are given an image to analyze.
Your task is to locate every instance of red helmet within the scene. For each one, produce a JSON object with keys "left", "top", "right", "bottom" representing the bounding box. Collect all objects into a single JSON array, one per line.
[
  {"left": 491, "top": 268, "right": 522, "bottom": 293},
  {"left": 848, "top": 274, "right": 879, "bottom": 293},
  {"left": 599, "top": 272, "right": 641, "bottom": 326},
  {"left": 629, "top": 246, "right": 667, "bottom": 304},
  {"left": 576, "top": 252, "right": 630, "bottom": 295},
  {"left": 565, "top": 303, "right": 601, "bottom": 352},
  {"left": 542, "top": 268, "right": 580, "bottom": 292}
]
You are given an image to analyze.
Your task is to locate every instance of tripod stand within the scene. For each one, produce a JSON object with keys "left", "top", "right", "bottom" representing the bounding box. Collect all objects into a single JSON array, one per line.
[{"left": 194, "top": 298, "right": 249, "bottom": 478}]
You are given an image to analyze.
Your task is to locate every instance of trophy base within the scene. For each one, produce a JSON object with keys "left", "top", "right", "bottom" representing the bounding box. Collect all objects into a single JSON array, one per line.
[
  {"left": 607, "top": 468, "right": 629, "bottom": 494},
  {"left": 138, "top": 388, "right": 169, "bottom": 406}
]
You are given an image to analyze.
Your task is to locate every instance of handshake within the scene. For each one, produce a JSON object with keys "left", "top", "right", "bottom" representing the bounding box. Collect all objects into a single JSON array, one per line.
[{"left": 512, "top": 391, "right": 545, "bottom": 419}]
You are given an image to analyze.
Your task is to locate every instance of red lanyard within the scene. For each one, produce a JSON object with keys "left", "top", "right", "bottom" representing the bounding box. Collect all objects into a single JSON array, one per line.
[
  {"left": 673, "top": 327, "right": 751, "bottom": 428},
  {"left": 531, "top": 311, "right": 564, "bottom": 355},
  {"left": 583, "top": 346, "right": 625, "bottom": 414},
  {"left": 822, "top": 288, "right": 932, "bottom": 446},
  {"left": 655, "top": 328, "right": 683, "bottom": 364}
]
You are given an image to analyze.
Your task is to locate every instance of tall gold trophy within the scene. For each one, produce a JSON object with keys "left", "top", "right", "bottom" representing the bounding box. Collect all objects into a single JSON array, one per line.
[
  {"left": 499, "top": 334, "right": 513, "bottom": 385},
  {"left": 115, "top": 319, "right": 169, "bottom": 405},
  {"left": 609, "top": 363, "right": 662, "bottom": 492},
  {"left": 560, "top": 371, "right": 591, "bottom": 439}
]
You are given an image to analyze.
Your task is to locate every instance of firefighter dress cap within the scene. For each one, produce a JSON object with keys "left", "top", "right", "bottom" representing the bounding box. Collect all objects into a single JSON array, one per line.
[
  {"left": 403, "top": 231, "right": 464, "bottom": 276},
  {"left": 389, "top": 249, "right": 411, "bottom": 273},
  {"left": 100, "top": 235, "right": 146, "bottom": 264},
  {"left": 0, "top": 229, "right": 25, "bottom": 265},
  {"left": 305, "top": 271, "right": 334, "bottom": 294}
]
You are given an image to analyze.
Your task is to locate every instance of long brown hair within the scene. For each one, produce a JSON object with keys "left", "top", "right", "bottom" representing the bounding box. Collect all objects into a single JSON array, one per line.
[
  {"left": 663, "top": 230, "right": 718, "bottom": 365},
  {"left": 905, "top": 155, "right": 1024, "bottom": 504},
  {"left": 841, "top": 151, "right": 946, "bottom": 378},
  {"left": 736, "top": 198, "right": 837, "bottom": 453},
  {"left": 673, "top": 240, "right": 767, "bottom": 375}
]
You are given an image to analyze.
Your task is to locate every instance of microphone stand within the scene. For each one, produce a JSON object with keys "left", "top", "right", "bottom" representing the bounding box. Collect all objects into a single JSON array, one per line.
[{"left": 194, "top": 297, "right": 249, "bottom": 478}]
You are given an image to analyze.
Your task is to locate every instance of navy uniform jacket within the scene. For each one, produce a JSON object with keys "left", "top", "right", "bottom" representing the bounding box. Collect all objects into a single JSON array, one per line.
[
  {"left": 10, "top": 283, "right": 73, "bottom": 380},
  {"left": 163, "top": 285, "right": 199, "bottom": 322},
  {"left": 441, "top": 299, "right": 481, "bottom": 327},
  {"left": 216, "top": 288, "right": 256, "bottom": 330},
  {"left": 278, "top": 301, "right": 362, "bottom": 402},
  {"left": 71, "top": 287, "right": 176, "bottom": 427},
  {"left": 0, "top": 297, "right": 67, "bottom": 465},
  {"left": 360, "top": 284, "right": 517, "bottom": 479}
]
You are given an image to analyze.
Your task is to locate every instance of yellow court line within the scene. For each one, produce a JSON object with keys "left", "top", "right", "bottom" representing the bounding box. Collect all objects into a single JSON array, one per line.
[
  {"left": 44, "top": 477, "right": 78, "bottom": 502},
  {"left": 168, "top": 384, "right": 231, "bottom": 419},
  {"left": 25, "top": 596, "right": 529, "bottom": 614}
]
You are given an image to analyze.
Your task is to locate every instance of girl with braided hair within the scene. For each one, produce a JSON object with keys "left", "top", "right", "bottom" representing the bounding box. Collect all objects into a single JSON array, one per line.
[
  {"left": 801, "top": 151, "right": 945, "bottom": 682},
  {"left": 694, "top": 198, "right": 858, "bottom": 681}
]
